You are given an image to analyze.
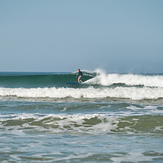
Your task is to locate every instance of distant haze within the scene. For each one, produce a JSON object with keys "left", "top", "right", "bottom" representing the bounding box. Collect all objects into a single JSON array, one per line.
[{"left": 0, "top": 0, "right": 163, "bottom": 73}]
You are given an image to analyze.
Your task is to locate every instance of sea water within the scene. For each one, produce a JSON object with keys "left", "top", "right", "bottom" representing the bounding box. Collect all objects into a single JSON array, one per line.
[{"left": 0, "top": 69, "right": 163, "bottom": 162}]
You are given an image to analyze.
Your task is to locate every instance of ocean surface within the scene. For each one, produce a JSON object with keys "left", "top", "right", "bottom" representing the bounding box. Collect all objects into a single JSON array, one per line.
[{"left": 0, "top": 69, "right": 163, "bottom": 163}]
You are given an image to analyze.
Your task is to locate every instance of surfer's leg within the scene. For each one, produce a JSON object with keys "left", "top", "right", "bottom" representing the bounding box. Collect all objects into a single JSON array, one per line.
[{"left": 79, "top": 76, "right": 82, "bottom": 82}]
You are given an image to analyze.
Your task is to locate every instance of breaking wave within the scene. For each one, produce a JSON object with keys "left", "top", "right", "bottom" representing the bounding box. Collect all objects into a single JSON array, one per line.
[
  {"left": 0, "top": 86, "right": 163, "bottom": 100},
  {"left": 85, "top": 69, "right": 163, "bottom": 87}
]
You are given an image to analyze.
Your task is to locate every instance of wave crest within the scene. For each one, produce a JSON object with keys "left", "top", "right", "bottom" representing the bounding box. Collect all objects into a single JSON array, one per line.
[{"left": 85, "top": 70, "right": 163, "bottom": 87}]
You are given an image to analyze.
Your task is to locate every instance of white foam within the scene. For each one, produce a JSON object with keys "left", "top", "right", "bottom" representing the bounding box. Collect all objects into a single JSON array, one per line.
[
  {"left": 111, "top": 153, "right": 153, "bottom": 163},
  {"left": 50, "top": 153, "right": 94, "bottom": 162},
  {"left": 0, "top": 113, "right": 119, "bottom": 134},
  {"left": 0, "top": 86, "right": 163, "bottom": 100},
  {"left": 127, "top": 105, "right": 163, "bottom": 114},
  {"left": 154, "top": 126, "right": 163, "bottom": 132},
  {"left": 85, "top": 70, "right": 163, "bottom": 87},
  {"left": 61, "top": 107, "right": 67, "bottom": 111}
]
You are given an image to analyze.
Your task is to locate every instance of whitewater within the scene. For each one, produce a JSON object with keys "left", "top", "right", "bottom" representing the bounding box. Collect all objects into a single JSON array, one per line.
[
  {"left": 1, "top": 86, "right": 163, "bottom": 100},
  {"left": 0, "top": 70, "right": 163, "bottom": 162},
  {"left": 85, "top": 70, "right": 163, "bottom": 87},
  {"left": 0, "top": 70, "right": 163, "bottom": 100}
]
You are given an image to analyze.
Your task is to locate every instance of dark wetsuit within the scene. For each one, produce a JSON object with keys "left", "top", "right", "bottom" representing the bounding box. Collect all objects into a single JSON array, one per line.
[{"left": 78, "top": 71, "right": 82, "bottom": 76}]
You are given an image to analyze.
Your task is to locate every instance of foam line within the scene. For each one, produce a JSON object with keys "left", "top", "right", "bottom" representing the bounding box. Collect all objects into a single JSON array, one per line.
[{"left": 0, "top": 86, "right": 163, "bottom": 100}]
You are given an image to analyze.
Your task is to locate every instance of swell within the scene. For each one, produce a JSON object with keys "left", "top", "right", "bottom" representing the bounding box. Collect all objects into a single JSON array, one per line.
[
  {"left": 1, "top": 71, "right": 163, "bottom": 88},
  {"left": 0, "top": 71, "right": 163, "bottom": 101},
  {"left": 0, "top": 73, "right": 92, "bottom": 88}
]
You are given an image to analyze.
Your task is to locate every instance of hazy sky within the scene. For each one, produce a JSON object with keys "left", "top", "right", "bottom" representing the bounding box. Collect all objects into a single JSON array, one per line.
[{"left": 0, "top": 0, "right": 163, "bottom": 73}]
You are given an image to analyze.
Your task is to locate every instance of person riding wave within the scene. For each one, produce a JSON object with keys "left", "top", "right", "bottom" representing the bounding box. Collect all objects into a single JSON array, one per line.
[{"left": 76, "top": 69, "right": 82, "bottom": 83}]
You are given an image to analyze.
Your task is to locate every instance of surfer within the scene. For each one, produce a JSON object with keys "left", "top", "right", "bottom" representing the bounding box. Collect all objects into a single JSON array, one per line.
[{"left": 76, "top": 69, "right": 82, "bottom": 83}]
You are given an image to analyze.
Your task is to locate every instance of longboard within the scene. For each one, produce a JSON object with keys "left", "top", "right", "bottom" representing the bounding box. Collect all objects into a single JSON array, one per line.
[{"left": 66, "top": 82, "right": 82, "bottom": 84}]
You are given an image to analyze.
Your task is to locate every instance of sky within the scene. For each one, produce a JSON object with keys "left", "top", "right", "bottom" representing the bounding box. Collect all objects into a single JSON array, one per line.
[{"left": 0, "top": 0, "right": 163, "bottom": 73}]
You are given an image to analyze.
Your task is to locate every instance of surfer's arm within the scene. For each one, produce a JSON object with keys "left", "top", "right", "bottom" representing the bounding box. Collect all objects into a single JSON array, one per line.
[{"left": 76, "top": 72, "right": 79, "bottom": 77}]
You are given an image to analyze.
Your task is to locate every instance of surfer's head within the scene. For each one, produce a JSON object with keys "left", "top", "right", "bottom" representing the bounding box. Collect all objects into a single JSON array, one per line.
[{"left": 78, "top": 69, "right": 80, "bottom": 71}]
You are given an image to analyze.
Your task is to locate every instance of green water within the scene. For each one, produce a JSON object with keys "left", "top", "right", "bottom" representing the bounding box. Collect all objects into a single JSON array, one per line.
[{"left": 0, "top": 71, "right": 163, "bottom": 162}]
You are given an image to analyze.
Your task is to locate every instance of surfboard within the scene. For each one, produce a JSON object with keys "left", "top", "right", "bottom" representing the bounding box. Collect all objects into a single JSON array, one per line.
[{"left": 66, "top": 82, "right": 82, "bottom": 84}]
